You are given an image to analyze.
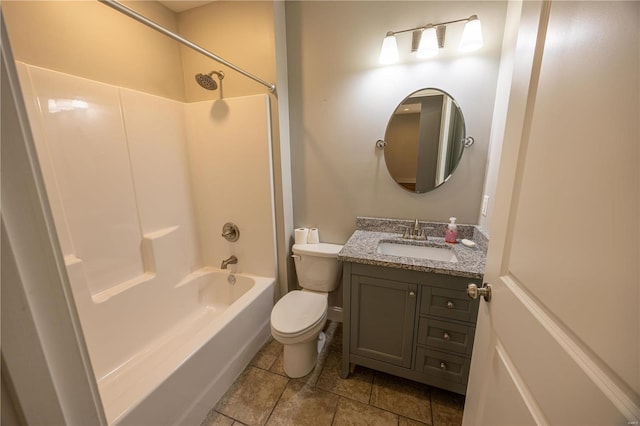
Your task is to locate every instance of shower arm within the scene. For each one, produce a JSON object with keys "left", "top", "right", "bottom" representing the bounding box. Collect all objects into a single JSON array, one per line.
[{"left": 98, "top": 0, "right": 276, "bottom": 93}]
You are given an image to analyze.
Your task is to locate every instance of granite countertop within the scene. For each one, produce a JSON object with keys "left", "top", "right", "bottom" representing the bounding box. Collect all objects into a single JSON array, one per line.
[{"left": 337, "top": 217, "right": 487, "bottom": 279}]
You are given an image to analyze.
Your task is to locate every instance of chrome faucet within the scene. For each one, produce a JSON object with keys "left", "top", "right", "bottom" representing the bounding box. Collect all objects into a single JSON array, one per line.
[{"left": 221, "top": 255, "right": 238, "bottom": 269}]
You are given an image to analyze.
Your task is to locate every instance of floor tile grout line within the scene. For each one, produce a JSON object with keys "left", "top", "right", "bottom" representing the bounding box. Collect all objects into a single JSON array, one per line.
[
  {"left": 430, "top": 386, "right": 435, "bottom": 426},
  {"left": 362, "top": 371, "right": 434, "bottom": 425},
  {"left": 368, "top": 370, "right": 376, "bottom": 405},
  {"left": 262, "top": 376, "right": 291, "bottom": 426},
  {"left": 265, "top": 355, "right": 279, "bottom": 372},
  {"left": 329, "top": 396, "right": 341, "bottom": 426},
  {"left": 365, "top": 399, "right": 427, "bottom": 425},
  {"left": 330, "top": 396, "right": 430, "bottom": 426}
]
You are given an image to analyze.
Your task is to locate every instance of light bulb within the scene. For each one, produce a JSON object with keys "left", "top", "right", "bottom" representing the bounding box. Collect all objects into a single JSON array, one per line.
[
  {"left": 417, "top": 26, "right": 439, "bottom": 59},
  {"left": 379, "top": 33, "right": 399, "bottom": 64},
  {"left": 459, "top": 16, "right": 483, "bottom": 52}
]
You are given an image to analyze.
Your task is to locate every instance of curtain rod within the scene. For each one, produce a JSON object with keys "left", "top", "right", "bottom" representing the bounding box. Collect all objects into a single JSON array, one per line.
[{"left": 98, "top": 0, "right": 276, "bottom": 93}]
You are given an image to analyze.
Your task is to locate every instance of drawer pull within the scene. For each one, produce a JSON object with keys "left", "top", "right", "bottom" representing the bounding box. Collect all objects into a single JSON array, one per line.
[
  {"left": 446, "top": 301, "right": 455, "bottom": 309},
  {"left": 409, "top": 291, "right": 415, "bottom": 297},
  {"left": 440, "top": 362, "right": 448, "bottom": 370},
  {"left": 443, "top": 332, "right": 450, "bottom": 341}
]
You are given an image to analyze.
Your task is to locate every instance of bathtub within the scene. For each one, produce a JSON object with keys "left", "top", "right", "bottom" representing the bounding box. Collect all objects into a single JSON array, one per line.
[
  {"left": 15, "top": 60, "right": 278, "bottom": 424},
  {"left": 67, "top": 263, "right": 275, "bottom": 425}
]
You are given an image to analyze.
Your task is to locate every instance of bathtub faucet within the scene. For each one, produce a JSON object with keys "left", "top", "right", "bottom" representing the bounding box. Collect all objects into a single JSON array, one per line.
[{"left": 221, "top": 255, "right": 238, "bottom": 269}]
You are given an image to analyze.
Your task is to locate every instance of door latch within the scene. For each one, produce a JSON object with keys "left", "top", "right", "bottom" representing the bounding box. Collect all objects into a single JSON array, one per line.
[{"left": 467, "top": 283, "right": 492, "bottom": 302}]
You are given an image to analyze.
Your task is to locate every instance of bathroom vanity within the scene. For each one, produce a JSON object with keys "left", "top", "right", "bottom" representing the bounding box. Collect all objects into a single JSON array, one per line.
[{"left": 338, "top": 217, "right": 487, "bottom": 395}]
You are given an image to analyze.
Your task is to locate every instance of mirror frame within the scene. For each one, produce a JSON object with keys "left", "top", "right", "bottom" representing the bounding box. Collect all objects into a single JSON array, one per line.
[{"left": 382, "top": 88, "right": 468, "bottom": 194}]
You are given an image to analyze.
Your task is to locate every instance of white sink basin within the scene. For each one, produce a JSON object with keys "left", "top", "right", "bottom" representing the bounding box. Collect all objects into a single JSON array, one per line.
[{"left": 377, "top": 242, "right": 458, "bottom": 263}]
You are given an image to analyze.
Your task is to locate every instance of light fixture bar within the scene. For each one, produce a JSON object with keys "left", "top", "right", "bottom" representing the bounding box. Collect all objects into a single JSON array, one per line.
[
  {"left": 380, "top": 14, "right": 482, "bottom": 64},
  {"left": 436, "top": 26, "right": 446, "bottom": 49},
  {"left": 411, "top": 30, "right": 422, "bottom": 52},
  {"left": 387, "top": 16, "right": 474, "bottom": 37}
]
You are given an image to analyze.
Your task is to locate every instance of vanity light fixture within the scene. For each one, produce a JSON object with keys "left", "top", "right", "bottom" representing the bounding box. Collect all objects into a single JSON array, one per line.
[
  {"left": 379, "top": 14, "right": 483, "bottom": 64},
  {"left": 459, "top": 15, "right": 483, "bottom": 52},
  {"left": 379, "top": 32, "right": 400, "bottom": 65},
  {"left": 416, "top": 26, "right": 439, "bottom": 59}
]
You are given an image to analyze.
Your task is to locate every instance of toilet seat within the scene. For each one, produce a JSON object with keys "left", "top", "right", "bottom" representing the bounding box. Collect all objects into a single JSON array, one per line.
[{"left": 271, "top": 290, "right": 327, "bottom": 338}]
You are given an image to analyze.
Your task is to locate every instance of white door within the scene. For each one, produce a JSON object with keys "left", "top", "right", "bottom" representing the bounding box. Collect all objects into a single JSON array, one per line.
[{"left": 463, "top": 1, "right": 640, "bottom": 425}]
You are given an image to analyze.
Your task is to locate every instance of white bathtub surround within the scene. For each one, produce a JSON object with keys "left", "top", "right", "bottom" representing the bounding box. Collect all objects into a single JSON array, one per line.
[
  {"left": 16, "top": 62, "right": 277, "bottom": 425},
  {"left": 185, "top": 96, "right": 277, "bottom": 279},
  {"left": 17, "top": 63, "right": 201, "bottom": 297}
]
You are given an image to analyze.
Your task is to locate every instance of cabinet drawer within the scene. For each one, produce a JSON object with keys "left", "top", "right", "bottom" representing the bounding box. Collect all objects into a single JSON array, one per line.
[
  {"left": 415, "top": 347, "right": 471, "bottom": 384},
  {"left": 420, "top": 287, "right": 478, "bottom": 322},
  {"left": 417, "top": 318, "right": 475, "bottom": 355}
]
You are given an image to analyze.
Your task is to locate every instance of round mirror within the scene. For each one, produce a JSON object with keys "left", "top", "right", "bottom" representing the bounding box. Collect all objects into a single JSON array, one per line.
[{"left": 383, "top": 88, "right": 467, "bottom": 193}]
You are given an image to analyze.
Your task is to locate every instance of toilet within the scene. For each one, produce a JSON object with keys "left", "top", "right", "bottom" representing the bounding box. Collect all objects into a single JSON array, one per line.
[{"left": 270, "top": 243, "right": 343, "bottom": 378}]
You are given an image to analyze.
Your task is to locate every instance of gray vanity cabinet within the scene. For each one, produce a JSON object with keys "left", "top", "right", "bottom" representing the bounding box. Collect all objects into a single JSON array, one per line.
[{"left": 341, "top": 262, "right": 481, "bottom": 395}]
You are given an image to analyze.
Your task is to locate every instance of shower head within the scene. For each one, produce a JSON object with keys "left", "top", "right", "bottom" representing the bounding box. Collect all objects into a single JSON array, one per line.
[{"left": 195, "top": 70, "right": 225, "bottom": 90}]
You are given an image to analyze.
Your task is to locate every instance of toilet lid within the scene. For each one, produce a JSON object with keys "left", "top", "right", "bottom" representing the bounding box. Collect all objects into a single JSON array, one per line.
[
  {"left": 292, "top": 243, "right": 343, "bottom": 257},
  {"left": 271, "top": 291, "right": 327, "bottom": 335}
]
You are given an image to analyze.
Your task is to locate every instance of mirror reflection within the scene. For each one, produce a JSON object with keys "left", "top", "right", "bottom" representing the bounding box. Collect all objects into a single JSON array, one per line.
[{"left": 384, "top": 88, "right": 466, "bottom": 193}]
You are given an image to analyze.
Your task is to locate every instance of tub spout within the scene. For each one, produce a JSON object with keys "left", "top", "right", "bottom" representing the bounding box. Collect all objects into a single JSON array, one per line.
[{"left": 221, "top": 255, "right": 238, "bottom": 269}]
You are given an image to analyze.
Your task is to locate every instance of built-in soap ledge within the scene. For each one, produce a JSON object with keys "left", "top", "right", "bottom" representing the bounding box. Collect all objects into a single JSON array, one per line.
[
  {"left": 68, "top": 225, "right": 186, "bottom": 304},
  {"left": 175, "top": 267, "right": 216, "bottom": 288},
  {"left": 64, "top": 254, "right": 82, "bottom": 267},
  {"left": 92, "top": 273, "right": 155, "bottom": 304}
]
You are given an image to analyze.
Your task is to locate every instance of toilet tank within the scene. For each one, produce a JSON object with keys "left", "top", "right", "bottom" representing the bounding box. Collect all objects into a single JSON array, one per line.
[{"left": 292, "top": 243, "right": 343, "bottom": 292}]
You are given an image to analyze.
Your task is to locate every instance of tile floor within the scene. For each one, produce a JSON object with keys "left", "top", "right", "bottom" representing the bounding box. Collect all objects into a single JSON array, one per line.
[{"left": 201, "top": 321, "right": 465, "bottom": 426}]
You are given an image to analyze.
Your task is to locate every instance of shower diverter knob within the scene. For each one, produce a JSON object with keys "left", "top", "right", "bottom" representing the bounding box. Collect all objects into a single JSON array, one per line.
[{"left": 221, "top": 222, "right": 240, "bottom": 242}]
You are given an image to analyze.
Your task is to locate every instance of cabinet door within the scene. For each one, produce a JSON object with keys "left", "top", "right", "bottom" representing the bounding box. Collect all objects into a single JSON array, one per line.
[{"left": 350, "top": 275, "right": 417, "bottom": 368}]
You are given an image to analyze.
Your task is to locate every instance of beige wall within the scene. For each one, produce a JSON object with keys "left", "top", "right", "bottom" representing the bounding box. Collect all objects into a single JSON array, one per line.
[
  {"left": 286, "top": 1, "right": 507, "bottom": 244},
  {"left": 177, "top": 1, "right": 277, "bottom": 102},
  {"left": 2, "top": 0, "right": 278, "bottom": 102},
  {"left": 2, "top": 1, "right": 186, "bottom": 101}
]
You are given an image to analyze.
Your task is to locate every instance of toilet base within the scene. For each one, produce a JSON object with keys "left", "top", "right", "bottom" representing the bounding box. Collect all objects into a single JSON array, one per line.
[{"left": 282, "top": 333, "right": 324, "bottom": 378}]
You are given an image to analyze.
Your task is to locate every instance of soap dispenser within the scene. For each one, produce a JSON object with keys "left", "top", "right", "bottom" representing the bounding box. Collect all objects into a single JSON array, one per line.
[{"left": 445, "top": 217, "right": 458, "bottom": 243}]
